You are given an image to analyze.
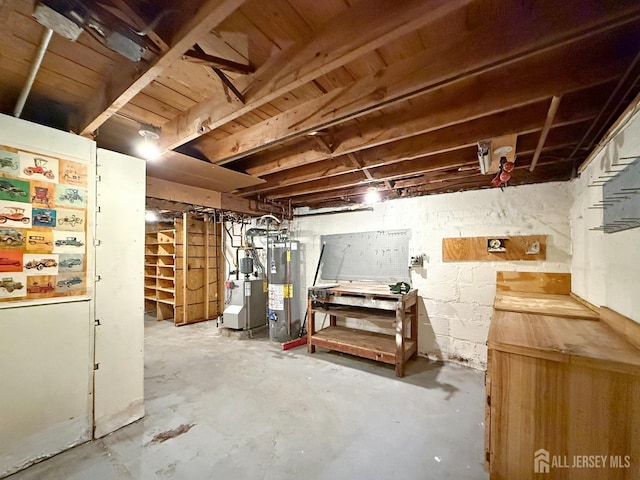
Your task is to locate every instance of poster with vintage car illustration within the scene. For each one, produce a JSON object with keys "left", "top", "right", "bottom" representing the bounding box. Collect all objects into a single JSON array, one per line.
[
  {"left": 52, "top": 230, "right": 85, "bottom": 254},
  {"left": 0, "top": 272, "right": 27, "bottom": 299},
  {"left": 18, "top": 152, "right": 59, "bottom": 184},
  {"left": 27, "top": 276, "right": 56, "bottom": 297},
  {"left": 0, "top": 250, "right": 22, "bottom": 272},
  {"left": 32, "top": 208, "right": 57, "bottom": 227},
  {"left": 0, "top": 228, "right": 26, "bottom": 249},
  {"left": 54, "top": 272, "right": 84, "bottom": 293},
  {"left": 58, "top": 254, "right": 83, "bottom": 272},
  {"left": 59, "top": 159, "right": 87, "bottom": 188},
  {"left": 55, "top": 184, "right": 86, "bottom": 209},
  {"left": 0, "top": 149, "right": 19, "bottom": 174},
  {"left": 23, "top": 253, "right": 59, "bottom": 275},
  {"left": 0, "top": 145, "right": 87, "bottom": 305},
  {"left": 0, "top": 177, "right": 30, "bottom": 203},
  {"left": 25, "top": 230, "right": 54, "bottom": 254},
  {"left": 55, "top": 209, "right": 84, "bottom": 231},
  {"left": 30, "top": 181, "right": 54, "bottom": 209},
  {"left": 0, "top": 200, "right": 32, "bottom": 228}
]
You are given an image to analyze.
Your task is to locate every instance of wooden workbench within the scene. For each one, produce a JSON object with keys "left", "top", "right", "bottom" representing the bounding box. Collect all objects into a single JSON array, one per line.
[
  {"left": 485, "top": 273, "right": 640, "bottom": 479},
  {"left": 307, "top": 283, "right": 418, "bottom": 377}
]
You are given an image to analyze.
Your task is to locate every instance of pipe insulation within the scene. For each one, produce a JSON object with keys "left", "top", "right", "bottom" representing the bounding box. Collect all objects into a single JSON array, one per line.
[{"left": 14, "top": 28, "right": 53, "bottom": 118}]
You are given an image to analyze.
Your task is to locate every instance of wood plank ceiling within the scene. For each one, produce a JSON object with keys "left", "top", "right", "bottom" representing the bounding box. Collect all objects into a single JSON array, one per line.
[{"left": 1, "top": 0, "right": 639, "bottom": 210}]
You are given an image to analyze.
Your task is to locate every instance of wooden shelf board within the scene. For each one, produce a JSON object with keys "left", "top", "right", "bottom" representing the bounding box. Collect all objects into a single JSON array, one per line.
[
  {"left": 310, "top": 326, "right": 415, "bottom": 365},
  {"left": 156, "top": 298, "right": 175, "bottom": 305},
  {"left": 157, "top": 287, "right": 175, "bottom": 293},
  {"left": 494, "top": 292, "right": 599, "bottom": 320},
  {"left": 144, "top": 296, "right": 157, "bottom": 301},
  {"left": 157, "top": 276, "right": 174, "bottom": 280},
  {"left": 311, "top": 304, "right": 396, "bottom": 322}
]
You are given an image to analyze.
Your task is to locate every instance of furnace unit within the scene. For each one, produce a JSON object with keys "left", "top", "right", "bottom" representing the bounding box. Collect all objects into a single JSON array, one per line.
[{"left": 223, "top": 279, "right": 267, "bottom": 330}]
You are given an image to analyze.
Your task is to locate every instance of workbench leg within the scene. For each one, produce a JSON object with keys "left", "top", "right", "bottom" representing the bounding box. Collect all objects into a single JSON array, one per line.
[
  {"left": 307, "top": 298, "right": 315, "bottom": 354},
  {"left": 329, "top": 314, "right": 336, "bottom": 327},
  {"left": 395, "top": 304, "right": 405, "bottom": 377}
]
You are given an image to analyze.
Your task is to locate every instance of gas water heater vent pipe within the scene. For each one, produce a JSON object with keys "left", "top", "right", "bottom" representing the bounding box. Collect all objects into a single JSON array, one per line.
[{"left": 14, "top": 28, "right": 53, "bottom": 118}]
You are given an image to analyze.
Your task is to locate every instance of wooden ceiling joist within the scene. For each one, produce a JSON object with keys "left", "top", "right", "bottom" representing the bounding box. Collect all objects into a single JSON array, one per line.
[
  {"left": 199, "top": 4, "right": 640, "bottom": 165},
  {"left": 231, "top": 43, "right": 626, "bottom": 179},
  {"left": 157, "top": 0, "right": 472, "bottom": 151},
  {"left": 77, "top": 0, "right": 247, "bottom": 135},
  {"left": 530, "top": 96, "right": 562, "bottom": 171}
]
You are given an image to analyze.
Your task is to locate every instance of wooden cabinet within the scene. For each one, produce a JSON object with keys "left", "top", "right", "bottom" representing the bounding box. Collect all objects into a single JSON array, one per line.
[
  {"left": 485, "top": 273, "right": 640, "bottom": 479},
  {"left": 307, "top": 284, "right": 418, "bottom": 377}
]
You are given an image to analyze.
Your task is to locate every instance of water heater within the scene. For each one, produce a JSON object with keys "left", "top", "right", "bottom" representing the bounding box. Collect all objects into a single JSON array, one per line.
[{"left": 268, "top": 241, "right": 301, "bottom": 342}]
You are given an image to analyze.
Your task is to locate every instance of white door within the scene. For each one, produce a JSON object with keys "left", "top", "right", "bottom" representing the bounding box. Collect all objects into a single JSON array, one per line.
[{"left": 93, "top": 149, "right": 145, "bottom": 438}]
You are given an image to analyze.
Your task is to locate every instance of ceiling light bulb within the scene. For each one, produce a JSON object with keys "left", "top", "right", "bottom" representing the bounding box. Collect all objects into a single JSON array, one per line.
[
  {"left": 145, "top": 210, "right": 159, "bottom": 223},
  {"left": 364, "top": 188, "right": 380, "bottom": 204},
  {"left": 137, "top": 127, "right": 161, "bottom": 161}
]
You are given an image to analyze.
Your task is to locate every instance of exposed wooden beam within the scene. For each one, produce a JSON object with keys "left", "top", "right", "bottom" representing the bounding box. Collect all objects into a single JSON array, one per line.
[
  {"left": 232, "top": 46, "right": 625, "bottom": 180},
  {"left": 211, "top": 68, "right": 245, "bottom": 104},
  {"left": 287, "top": 160, "right": 575, "bottom": 207},
  {"left": 158, "top": 0, "right": 472, "bottom": 150},
  {"left": 249, "top": 109, "right": 596, "bottom": 199},
  {"left": 183, "top": 46, "right": 253, "bottom": 74},
  {"left": 146, "top": 197, "right": 192, "bottom": 212},
  {"left": 238, "top": 116, "right": 594, "bottom": 198},
  {"left": 108, "top": 0, "right": 169, "bottom": 52},
  {"left": 147, "top": 177, "right": 222, "bottom": 208},
  {"left": 146, "top": 177, "right": 279, "bottom": 215},
  {"left": 311, "top": 135, "right": 334, "bottom": 154},
  {"left": 347, "top": 153, "right": 374, "bottom": 180},
  {"left": 78, "top": 0, "right": 247, "bottom": 135},
  {"left": 198, "top": 4, "right": 640, "bottom": 164},
  {"left": 530, "top": 96, "right": 562, "bottom": 171}
]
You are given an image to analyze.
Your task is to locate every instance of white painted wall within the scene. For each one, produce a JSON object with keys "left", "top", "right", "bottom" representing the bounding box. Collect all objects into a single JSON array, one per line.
[
  {"left": 0, "top": 115, "right": 95, "bottom": 477},
  {"left": 293, "top": 182, "right": 573, "bottom": 368},
  {"left": 571, "top": 103, "right": 640, "bottom": 323}
]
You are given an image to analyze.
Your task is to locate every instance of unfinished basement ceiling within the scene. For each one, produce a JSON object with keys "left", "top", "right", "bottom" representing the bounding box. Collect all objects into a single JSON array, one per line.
[{"left": 1, "top": 0, "right": 639, "bottom": 209}]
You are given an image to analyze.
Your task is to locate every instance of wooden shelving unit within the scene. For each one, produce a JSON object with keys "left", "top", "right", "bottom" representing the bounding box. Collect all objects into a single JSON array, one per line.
[
  {"left": 307, "top": 284, "right": 418, "bottom": 377},
  {"left": 144, "top": 215, "right": 224, "bottom": 325},
  {"left": 145, "top": 229, "right": 176, "bottom": 320}
]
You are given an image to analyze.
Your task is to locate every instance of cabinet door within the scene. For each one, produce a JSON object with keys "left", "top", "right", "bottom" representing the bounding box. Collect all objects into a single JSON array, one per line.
[{"left": 93, "top": 149, "right": 145, "bottom": 438}]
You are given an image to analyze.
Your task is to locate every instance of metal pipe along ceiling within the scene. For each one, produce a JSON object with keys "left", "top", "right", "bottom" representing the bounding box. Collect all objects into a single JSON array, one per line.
[{"left": 13, "top": 27, "right": 53, "bottom": 118}]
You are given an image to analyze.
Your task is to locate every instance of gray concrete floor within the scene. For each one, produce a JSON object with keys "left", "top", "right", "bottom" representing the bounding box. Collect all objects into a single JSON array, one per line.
[{"left": 9, "top": 316, "right": 488, "bottom": 479}]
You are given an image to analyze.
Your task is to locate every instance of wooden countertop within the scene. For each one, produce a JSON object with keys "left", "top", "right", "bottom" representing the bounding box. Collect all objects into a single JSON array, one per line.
[
  {"left": 488, "top": 310, "right": 640, "bottom": 374},
  {"left": 494, "top": 291, "right": 599, "bottom": 320}
]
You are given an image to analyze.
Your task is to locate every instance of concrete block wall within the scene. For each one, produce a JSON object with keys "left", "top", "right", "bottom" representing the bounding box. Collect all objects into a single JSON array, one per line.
[{"left": 292, "top": 181, "right": 573, "bottom": 369}]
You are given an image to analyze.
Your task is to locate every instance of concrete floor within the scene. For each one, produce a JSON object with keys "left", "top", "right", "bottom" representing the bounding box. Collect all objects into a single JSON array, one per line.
[{"left": 9, "top": 316, "right": 488, "bottom": 480}]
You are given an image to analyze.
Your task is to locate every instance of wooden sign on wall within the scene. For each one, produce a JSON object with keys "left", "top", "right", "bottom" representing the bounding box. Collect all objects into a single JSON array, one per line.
[{"left": 442, "top": 235, "right": 546, "bottom": 262}]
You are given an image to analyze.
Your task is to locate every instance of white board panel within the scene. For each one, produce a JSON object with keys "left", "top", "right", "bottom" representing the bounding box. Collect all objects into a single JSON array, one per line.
[
  {"left": 320, "top": 229, "right": 411, "bottom": 282},
  {"left": 0, "top": 114, "right": 94, "bottom": 477},
  {"left": 93, "top": 149, "right": 145, "bottom": 438}
]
